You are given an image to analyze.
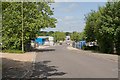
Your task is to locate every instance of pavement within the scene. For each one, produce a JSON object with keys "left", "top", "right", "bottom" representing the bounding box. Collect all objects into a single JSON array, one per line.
[
  {"left": 1, "top": 52, "right": 34, "bottom": 62},
  {"left": 1, "top": 52, "right": 34, "bottom": 78},
  {"left": 67, "top": 46, "right": 118, "bottom": 63}
]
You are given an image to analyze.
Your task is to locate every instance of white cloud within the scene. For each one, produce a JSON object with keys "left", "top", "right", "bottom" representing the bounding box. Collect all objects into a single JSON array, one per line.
[
  {"left": 61, "top": 3, "right": 79, "bottom": 13},
  {"left": 51, "top": 16, "right": 85, "bottom": 32},
  {"left": 64, "top": 16, "right": 74, "bottom": 20},
  {"left": 55, "top": 0, "right": 107, "bottom": 2},
  {"left": 57, "top": 18, "right": 62, "bottom": 21},
  {"left": 61, "top": 16, "right": 83, "bottom": 22},
  {"left": 51, "top": 2, "right": 62, "bottom": 8},
  {"left": 69, "top": 3, "right": 79, "bottom": 8}
]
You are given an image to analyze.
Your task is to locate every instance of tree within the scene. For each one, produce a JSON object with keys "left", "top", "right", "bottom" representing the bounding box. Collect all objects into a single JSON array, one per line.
[
  {"left": 65, "top": 32, "right": 71, "bottom": 36},
  {"left": 47, "top": 31, "right": 54, "bottom": 36},
  {"left": 0, "top": 1, "right": 1, "bottom": 23},
  {"left": 79, "top": 32, "right": 86, "bottom": 41},
  {"left": 115, "top": 27, "right": 120, "bottom": 54},
  {"left": 84, "top": 1, "right": 120, "bottom": 54},
  {"left": 2, "top": 2, "right": 57, "bottom": 51},
  {"left": 2, "top": 2, "right": 22, "bottom": 50},
  {"left": 23, "top": 2, "right": 56, "bottom": 51},
  {"left": 52, "top": 31, "right": 66, "bottom": 42},
  {"left": 36, "top": 31, "right": 54, "bottom": 36},
  {"left": 70, "top": 32, "right": 81, "bottom": 42},
  {"left": 84, "top": 11, "right": 97, "bottom": 42},
  {"left": 113, "top": 2, "right": 120, "bottom": 54}
]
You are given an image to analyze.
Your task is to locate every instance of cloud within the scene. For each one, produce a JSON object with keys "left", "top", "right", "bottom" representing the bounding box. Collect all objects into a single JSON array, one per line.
[
  {"left": 54, "top": 0, "right": 107, "bottom": 2},
  {"left": 42, "top": 2, "right": 106, "bottom": 32},
  {"left": 57, "top": 18, "right": 62, "bottom": 21},
  {"left": 42, "top": 14, "right": 85, "bottom": 32},
  {"left": 54, "top": 16, "right": 75, "bottom": 23},
  {"left": 61, "top": 16, "right": 83, "bottom": 22},
  {"left": 69, "top": 3, "right": 79, "bottom": 8},
  {"left": 64, "top": 16, "right": 74, "bottom": 20},
  {"left": 51, "top": 2, "right": 62, "bottom": 8},
  {"left": 50, "top": 16, "right": 85, "bottom": 32},
  {"left": 61, "top": 3, "right": 79, "bottom": 13}
]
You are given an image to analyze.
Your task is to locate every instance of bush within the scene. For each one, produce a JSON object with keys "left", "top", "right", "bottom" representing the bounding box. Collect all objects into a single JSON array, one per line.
[
  {"left": 115, "top": 27, "right": 120, "bottom": 54},
  {"left": 81, "top": 45, "right": 87, "bottom": 50},
  {"left": 82, "top": 46, "right": 99, "bottom": 51}
]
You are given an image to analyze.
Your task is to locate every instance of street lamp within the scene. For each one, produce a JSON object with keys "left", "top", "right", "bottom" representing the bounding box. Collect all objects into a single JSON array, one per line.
[{"left": 22, "top": 0, "right": 24, "bottom": 52}]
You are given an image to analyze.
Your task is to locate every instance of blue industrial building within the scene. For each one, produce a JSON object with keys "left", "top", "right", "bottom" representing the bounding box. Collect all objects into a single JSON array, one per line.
[
  {"left": 34, "top": 36, "right": 54, "bottom": 46},
  {"left": 76, "top": 40, "right": 86, "bottom": 49},
  {"left": 35, "top": 38, "right": 46, "bottom": 45}
]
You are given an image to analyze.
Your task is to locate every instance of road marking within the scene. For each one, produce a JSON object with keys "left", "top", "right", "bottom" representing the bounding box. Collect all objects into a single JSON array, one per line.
[
  {"left": 30, "top": 51, "right": 38, "bottom": 78},
  {"left": 33, "top": 52, "right": 37, "bottom": 70},
  {"left": 33, "top": 52, "right": 37, "bottom": 63},
  {"left": 21, "top": 52, "right": 37, "bottom": 78},
  {"left": 21, "top": 70, "right": 30, "bottom": 78}
]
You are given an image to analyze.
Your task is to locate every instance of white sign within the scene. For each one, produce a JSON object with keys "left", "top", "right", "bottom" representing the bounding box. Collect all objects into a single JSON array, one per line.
[{"left": 49, "top": 37, "right": 54, "bottom": 41}]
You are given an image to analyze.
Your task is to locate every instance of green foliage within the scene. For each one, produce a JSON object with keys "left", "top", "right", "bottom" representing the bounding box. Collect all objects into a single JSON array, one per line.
[
  {"left": 65, "top": 32, "right": 71, "bottom": 36},
  {"left": 2, "top": 2, "right": 22, "bottom": 50},
  {"left": 23, "top": 2, "right": 56, "bottom": 51},
  {"left": 2, "top": 50, "right": 24, "bottom": 53},
  {"left": 115, "top": 27, "right": 120, "bottom": 54},
  {"left": 84, "top": 2, "right": 120, "bottom": 54},
  {"left": 70, "top": 32, "right": 85, "bottom": 42},
  {"left": 70, "top": 32, "right": 79, "bottom": 42},
  {"left": 84, "top": 11, "right": 97, "bottom": 42},
  {"left": 79, "top": 32, "right": 86, "bottom": 41},
  {"left": 2, "top": 2, "right": 57, "bottom": 52},
  {"left": 37, "top": 31, "right": 54, "bottom": 36},
  {"left": 0, "top": 1, "right": 2, "bottom": 49},
  {"left": 52, "top": 31, "right": 66, "bottom": 42}
]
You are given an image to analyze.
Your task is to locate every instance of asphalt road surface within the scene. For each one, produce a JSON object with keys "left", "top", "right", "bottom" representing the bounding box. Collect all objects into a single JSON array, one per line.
[{"left": 31, "top": 44, "right": 118, "bottom": 78}]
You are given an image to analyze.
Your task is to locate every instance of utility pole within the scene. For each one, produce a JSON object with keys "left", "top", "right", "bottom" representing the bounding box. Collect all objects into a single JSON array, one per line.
[{"left": 22, "top": 0, "right": 24, "bottom": 53}]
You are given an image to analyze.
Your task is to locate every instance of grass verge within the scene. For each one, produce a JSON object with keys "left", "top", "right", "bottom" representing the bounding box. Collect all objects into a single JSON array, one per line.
[{"left": 2, "top": 50, "right": 24, "bottom": 54}]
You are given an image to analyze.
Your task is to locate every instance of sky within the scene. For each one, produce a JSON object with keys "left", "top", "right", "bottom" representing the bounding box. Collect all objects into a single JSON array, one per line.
[{"left": 41, "top": 2, "right": 106, "bottom": 32}]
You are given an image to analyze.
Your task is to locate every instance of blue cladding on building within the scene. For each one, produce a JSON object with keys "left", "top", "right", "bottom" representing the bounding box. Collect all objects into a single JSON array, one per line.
[
  {"left": 80, "top": 41, "right": 86, "bottom": 49},
  {"left": 76, "top": 40, "right": 86, "bottom": 49},
  {"left": 35, "top": 38, "right": 46, "bottom": 45}
]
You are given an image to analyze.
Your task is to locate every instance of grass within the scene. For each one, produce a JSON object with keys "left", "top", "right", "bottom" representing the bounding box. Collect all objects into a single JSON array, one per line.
[{"left": 2, "top": 49, "right": 24, "bottom": 54}]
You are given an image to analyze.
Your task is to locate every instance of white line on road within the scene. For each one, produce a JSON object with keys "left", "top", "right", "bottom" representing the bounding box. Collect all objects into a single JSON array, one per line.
[
  {"left": 21, "top": 52, "right": 37, "bottom": 78},
  {"left": 33, "top": 52, "right": 37, "bottom": 70}
]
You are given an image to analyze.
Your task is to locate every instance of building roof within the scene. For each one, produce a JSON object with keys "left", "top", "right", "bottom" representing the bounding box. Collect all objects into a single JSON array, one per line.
[{"left": 37, "top": 36, "right": 49, "bottom": 39}]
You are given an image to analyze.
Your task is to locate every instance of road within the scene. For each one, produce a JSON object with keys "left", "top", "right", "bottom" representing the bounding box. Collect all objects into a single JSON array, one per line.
[{"left": 31, "top": 44, "right": 118, "bottom": 78}]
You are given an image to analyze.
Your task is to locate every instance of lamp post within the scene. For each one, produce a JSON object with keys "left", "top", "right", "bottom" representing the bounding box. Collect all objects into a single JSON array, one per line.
[{"left": 22, "top": 0, "right": 24, "bottom": 52}]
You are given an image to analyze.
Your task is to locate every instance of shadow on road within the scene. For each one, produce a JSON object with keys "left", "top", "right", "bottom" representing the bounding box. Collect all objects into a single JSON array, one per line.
[
  {"left": 2, "top": 58, "right": 66, "bottom": 79},
  {"left": 2, "top": 58, "right": 32, "bottom": 79},
  {"left": 30, "top": 60, "right": 66, "bottom": 78},
  {"left": 31, "top": 48, "right": 55, "bottom": 52}
]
